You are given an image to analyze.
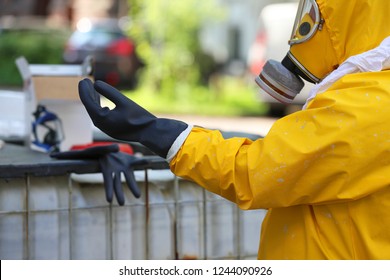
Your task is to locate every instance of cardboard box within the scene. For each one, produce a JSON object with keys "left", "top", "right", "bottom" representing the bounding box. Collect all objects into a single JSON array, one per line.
[
  {"left": 32, "top": 76, "right": 85, "bottom": 101},
  {"left": 15, "top": 56, "right": 95, "bottom": 151},
  {"left": 27, "top": 63, "right": 93, "bottom": 101}
]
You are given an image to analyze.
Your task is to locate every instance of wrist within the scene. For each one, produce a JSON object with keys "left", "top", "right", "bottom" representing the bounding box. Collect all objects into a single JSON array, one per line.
[{"left": 166, "top": 125, "right": 194, "bottom": 162}]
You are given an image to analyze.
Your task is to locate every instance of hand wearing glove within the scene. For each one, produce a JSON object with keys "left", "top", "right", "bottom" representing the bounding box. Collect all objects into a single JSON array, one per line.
[
  {"left": 50, "top": 144, "right": 148, "bottom": 205},
  {"left": 78, "top": 79, "right": 190, "bottom": 159}
]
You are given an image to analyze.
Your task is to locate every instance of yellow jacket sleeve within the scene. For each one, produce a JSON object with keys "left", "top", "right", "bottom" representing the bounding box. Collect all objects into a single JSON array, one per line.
[{"left": 170, "top": 71, "right": 390, "bottom": 210}]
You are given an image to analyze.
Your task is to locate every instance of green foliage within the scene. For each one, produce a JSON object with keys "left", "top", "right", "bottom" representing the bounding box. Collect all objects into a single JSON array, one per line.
[
  {"left": 0, "top": 30, "right": 68, "bottom": 86},
  {"left": 124, "top": 0, "right": 268, "bottom": 116},
  {"left": 123, "top": 75, "right": 268, "bottom": 116},
  {"left": 127, "top": 0, "right": 226, "bottom": 98}
]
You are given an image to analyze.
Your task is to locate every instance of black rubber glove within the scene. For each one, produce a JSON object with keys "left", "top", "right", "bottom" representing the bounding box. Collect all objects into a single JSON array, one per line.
[
  {"left": 50, "top": 144, "right": 119, "bottom": 159},
  {"left": 78, "top": 79, "right": 189, "bottom": 158},
  {"left": 98, "top": 151, "right": 148, "bottom": 205},
  {"left": 50, "top": 144, "right": 148, "bottom": 205}
]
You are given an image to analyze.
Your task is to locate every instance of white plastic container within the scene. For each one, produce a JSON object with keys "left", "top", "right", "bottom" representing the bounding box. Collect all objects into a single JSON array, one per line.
[
  {"left": 0, "top": 170, "right": 266, "bottom": 260},
  {"left": 0, "top": 90, "right": 26, "bottom": 141}
]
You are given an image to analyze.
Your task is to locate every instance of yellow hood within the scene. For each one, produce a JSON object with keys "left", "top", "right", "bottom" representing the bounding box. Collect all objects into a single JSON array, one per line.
[{"left": 290, "top": 0, "right": 390, "bottom": 81}]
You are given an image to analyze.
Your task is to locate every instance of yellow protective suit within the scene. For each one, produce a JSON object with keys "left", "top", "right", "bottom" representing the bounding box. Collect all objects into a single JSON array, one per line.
[{"left": 170, "top": 0, "right": 390, "bottom": 259}]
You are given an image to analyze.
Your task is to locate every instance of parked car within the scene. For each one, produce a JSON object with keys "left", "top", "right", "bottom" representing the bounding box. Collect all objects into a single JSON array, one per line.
[
  {"left": 248, "top": 1, "right": 313, "bottom": 116},
  {"left": 63, "top": 18, "right": 144, "bottom": 88}
]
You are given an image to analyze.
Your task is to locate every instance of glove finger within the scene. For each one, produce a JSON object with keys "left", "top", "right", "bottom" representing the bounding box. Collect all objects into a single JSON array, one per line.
[
  {"left": 94, "top": 80, "right": 131, "bottom": 107},
  {"left": 113, "top": 172, "right": 125, "bottom": 206},
  {"left": 100, "top": 167, "right": 114, "bottom": 203},
  {"left": 79, "top": 79, "right": 112, "bottom": 121},
  {"left": 79, "top": 78, "right": 100, "bottom": 108},
  {"left": 123, "top": 169, "right": 141, "bottom": 198},
  {"left": 94, "top": 81, "right": 157, "bottom": 119}
]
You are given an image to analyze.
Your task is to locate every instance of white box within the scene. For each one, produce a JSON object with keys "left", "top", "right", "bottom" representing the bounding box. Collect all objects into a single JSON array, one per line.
[
  {"left": 0, "top": 90, "right": 26, "bottom": 140},
  {"left": 15, "top": 56, "right": 94, "bottom": 151}
]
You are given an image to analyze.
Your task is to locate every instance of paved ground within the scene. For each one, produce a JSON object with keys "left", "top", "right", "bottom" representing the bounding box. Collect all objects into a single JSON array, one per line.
[{"left": 157, "top": 114, "right": 278, "bottom": 137}]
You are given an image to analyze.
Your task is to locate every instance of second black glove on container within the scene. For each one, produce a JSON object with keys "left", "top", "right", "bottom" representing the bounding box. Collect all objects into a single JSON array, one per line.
[{"left": 51, "top": 144, "right": 147, "bottom": 206}]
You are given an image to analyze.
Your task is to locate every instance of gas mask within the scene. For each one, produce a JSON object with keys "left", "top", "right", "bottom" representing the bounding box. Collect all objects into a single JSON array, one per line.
[
  {"left": 31, "top": 105, "right": 64, "bottom": 153},
  {"left": 256, "top": 0, "right": 328, "bottom": 104}
]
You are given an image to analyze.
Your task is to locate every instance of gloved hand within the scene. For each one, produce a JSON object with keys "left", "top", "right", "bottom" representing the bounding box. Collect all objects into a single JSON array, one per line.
[
  {"left": 50, "top": 144, "right": 148, "bottom": 205},
  {"left": 78, "top": 79, "right": 189, "bottom": 159}
]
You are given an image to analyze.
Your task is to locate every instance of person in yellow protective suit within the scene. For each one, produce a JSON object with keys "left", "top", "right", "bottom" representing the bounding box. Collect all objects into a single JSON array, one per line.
[{"left": 78, "top": 0, "right": 390, "bottom": 259}]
